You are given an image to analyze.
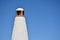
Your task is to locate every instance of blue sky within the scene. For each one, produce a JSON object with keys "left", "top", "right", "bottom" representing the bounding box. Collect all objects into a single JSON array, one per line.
[{"left": 0, "top": 0, "right": 60, "bottom": 40}]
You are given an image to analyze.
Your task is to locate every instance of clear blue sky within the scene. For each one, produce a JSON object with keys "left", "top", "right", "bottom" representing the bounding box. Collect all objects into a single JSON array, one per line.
[{"left": 0, "top": 0, "right": 60, "bottom": 40}]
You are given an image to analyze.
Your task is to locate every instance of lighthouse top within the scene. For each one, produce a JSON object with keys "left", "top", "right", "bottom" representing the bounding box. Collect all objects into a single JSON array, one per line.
[{"left": 16, "top": 8, "right": 24, "bottom": 11}]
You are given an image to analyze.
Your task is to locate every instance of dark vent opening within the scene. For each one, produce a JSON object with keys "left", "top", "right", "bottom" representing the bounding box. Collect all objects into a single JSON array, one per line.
[
  {"left": 17, "top": 11, "right": 21, "bottom": 16},
  {"left": 23, "top": 11, "right": 24, "bottom": 15}
]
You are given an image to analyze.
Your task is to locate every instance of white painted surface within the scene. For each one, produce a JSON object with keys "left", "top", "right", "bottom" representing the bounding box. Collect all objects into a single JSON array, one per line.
[
  {"left": 16, "top": 8, "right": 24, "bottom": 11},
  {"left": 12, "top": 16, "right": 28, "bottom": 40}
]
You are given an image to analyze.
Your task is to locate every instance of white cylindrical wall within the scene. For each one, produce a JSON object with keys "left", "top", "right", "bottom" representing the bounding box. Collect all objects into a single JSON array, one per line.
[{"left": 12, "top": 16, "right": 28, "bottom": 40}]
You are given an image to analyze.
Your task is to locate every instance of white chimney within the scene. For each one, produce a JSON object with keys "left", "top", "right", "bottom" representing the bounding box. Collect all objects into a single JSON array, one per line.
[{"left": 12, "top": 8, "right": 28, "bottom": 40}]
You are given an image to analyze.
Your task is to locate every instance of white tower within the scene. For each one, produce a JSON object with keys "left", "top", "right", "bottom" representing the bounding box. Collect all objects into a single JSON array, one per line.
[{"left": 12, "top": 8, "right": 28, "bottom": 40}]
